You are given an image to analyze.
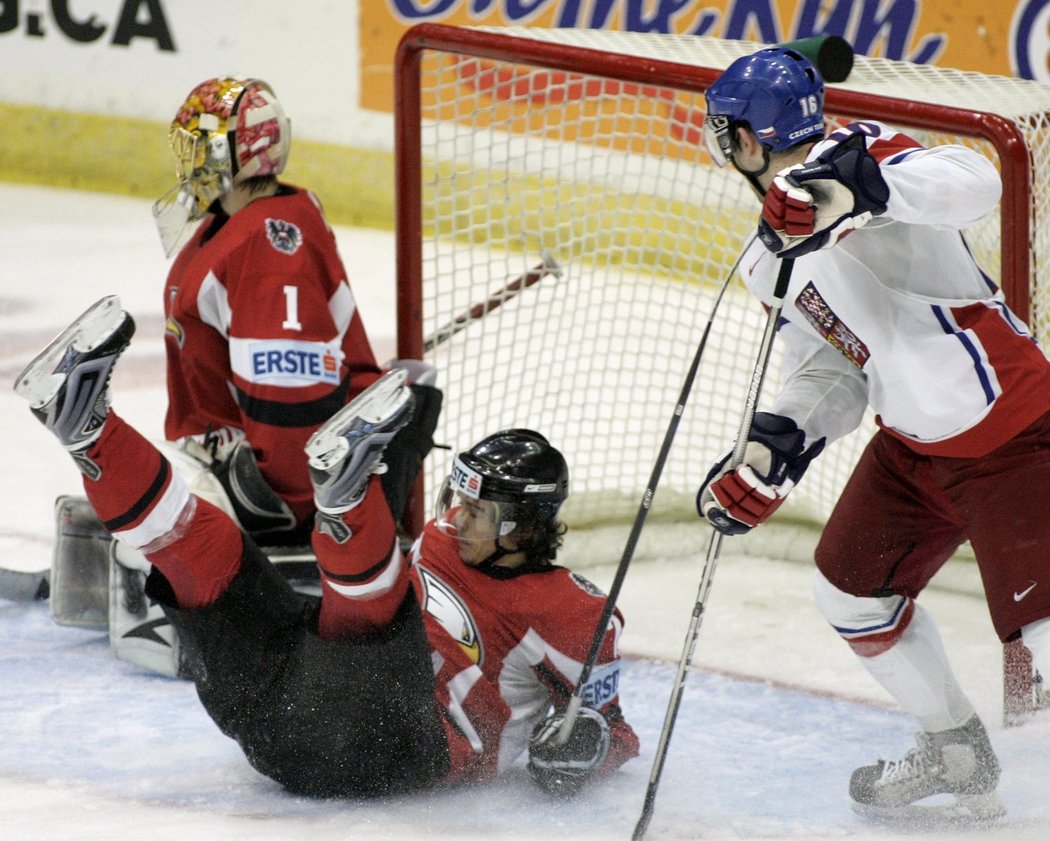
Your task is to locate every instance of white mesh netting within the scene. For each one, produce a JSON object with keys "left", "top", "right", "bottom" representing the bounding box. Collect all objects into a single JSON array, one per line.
[{"left": 400, "top": 27, "right": 1050, "bottom": 566}]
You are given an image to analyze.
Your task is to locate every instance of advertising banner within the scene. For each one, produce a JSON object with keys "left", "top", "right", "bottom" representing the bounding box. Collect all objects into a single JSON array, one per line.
[{"left": 361, "top": 0, "right": 1050, "bottom": 112}]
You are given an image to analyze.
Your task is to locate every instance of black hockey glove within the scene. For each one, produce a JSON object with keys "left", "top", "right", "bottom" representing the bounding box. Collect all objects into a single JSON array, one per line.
[
  {"left": 697, "top": 412, "right": 826, "bottom": 536},
  {"left": 527, "top": 707, "right": 611, "bottom": 797},
  {"left": 759, "top": 133, "right": 890, "bottom": 259}
]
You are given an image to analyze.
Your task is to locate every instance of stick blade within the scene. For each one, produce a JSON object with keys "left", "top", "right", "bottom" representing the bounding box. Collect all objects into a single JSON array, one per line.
[{"left": 540, "top": 248, "right": 564, "bottom": 278}]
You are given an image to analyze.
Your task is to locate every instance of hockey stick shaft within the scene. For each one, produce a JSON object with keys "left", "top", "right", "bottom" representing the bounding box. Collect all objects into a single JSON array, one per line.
[
  {"left": 632, "top": 257, "right": 795, "bottom": 841},
  {"left": 556, "top": 251, "right": 745, "bottom": 745},
  {"left": 422, "top": 250, "right": 562, "bottom": 353},
  {"left": 0, "top": 567, "right": 50, "bottom": 601}
]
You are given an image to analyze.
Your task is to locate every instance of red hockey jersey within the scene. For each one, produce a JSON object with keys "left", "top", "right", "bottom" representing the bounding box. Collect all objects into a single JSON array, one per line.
[
  {"left": 163, "top": 186, "right": 381, "bottom": 524},
  {"left": 406, "top": 521, "right": 640, "bottom": 783}
]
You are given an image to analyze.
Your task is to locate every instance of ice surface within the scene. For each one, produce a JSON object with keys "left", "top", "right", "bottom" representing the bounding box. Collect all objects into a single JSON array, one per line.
[{"left": 1, "top": 184, "right": 1046, "bottom": 840}]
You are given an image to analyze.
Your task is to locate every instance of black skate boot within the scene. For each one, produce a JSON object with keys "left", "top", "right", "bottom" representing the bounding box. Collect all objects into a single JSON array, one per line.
[
  {"left": 13, "top": 296, "right": 135, "bottom": 479},
  {"left": 850, "top": 714, "right": 1005, "bottom": 824},
  {"left": 305, "top": 369, "right": 415, "bottom": 519}
]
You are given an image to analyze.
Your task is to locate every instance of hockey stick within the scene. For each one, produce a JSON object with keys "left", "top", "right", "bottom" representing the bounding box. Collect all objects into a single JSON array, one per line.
[
  {"left": 423, "top": 250, "right": 563, "bottom": 352},
  {"left": 0, "top": 567, "right": 50, "bottom": 601},
  {"left": 632, "top": 256, "right": 795, "bottom": 841},
  {"left": 555, "top": 248, "right": 747, "bottom": 745}
]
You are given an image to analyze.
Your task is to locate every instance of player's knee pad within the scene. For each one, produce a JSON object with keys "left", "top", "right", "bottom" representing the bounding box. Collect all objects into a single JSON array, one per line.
[{"left": 813, "top": 568, "right": 914, "bottom": 657}]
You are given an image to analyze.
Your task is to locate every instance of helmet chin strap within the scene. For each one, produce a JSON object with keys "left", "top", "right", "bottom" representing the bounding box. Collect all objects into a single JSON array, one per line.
[
  {"left": 476, "top": 539, "right": 516, "bottom": 570},
  {"left": 731, "top": 147, "right": 773, "bottom": 199}
]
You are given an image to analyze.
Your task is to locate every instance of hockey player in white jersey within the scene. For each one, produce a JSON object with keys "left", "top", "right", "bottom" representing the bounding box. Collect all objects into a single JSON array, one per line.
[{"left": 697, "top": 46, "right": 1050, "bottom": 822}]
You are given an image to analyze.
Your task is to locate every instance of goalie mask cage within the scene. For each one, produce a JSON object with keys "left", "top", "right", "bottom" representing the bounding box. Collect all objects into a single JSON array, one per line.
[{"left": 395, "top": 24, "right": 1050, "bottom": 720}]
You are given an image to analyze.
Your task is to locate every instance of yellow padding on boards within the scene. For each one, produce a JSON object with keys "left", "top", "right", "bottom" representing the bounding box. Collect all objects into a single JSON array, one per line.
[{"left": 0, "top": 103, "right": 396, "bottom": 232}]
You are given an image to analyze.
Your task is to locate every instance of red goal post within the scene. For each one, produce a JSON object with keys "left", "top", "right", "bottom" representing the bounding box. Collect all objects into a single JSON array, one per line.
[{"left": 394, "top": 24, "right": 1050, "bottom": 722}]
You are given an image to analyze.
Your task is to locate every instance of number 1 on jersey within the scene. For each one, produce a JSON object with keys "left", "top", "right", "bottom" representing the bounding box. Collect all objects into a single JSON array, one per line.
[{"left": 282, "top": 285, "right": 302, "bottom": 331}]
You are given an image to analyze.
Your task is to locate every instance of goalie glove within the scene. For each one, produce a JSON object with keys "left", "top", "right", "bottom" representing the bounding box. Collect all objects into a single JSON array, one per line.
[
  {"left": 697, "top": 413, "right": 826, "bottom": 536},
  {"left": 177, "top": 425, "right": 246, "bottom": 467},
  {"left": 758, "top": 133, "right": 890, "bottom": 259},
  {"left": 527, "top": 707, "right": 611, "bottom": 797},
  {"left": 177, "top": 428, "right": 296, "bottom": 537}
]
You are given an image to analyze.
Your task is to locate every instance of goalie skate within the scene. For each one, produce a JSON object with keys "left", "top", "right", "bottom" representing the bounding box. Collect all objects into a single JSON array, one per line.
[
  {"left": 305, "top": 369, "right": 414, "bottom": 514},
  {"left": 850, "top": 715, "right": 1005, "bottom": 826},
  {"left": 14, "top": 295, "right": 134, "bottom": 477}
]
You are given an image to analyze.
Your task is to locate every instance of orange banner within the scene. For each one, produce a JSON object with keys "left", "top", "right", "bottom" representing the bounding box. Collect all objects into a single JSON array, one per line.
[{"left": 360, "top": 0, "right": 1050, "bottom": 112}]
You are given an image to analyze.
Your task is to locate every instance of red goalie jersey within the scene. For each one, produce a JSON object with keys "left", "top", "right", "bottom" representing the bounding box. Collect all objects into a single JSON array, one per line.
[
  {"left": 163, "top": 185, "right": 381, "bottom": 525},
  {"left": 406, "top": 521, "right": 640, "bottom": 782}
]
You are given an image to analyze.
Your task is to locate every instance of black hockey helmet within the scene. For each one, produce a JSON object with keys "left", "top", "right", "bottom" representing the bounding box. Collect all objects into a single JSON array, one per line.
[
  {"left": 459, "top": 429, "right": 567, "bottom": 509},
  {"left": 435, "top": 429, "right": 569, "bottom": 565}
]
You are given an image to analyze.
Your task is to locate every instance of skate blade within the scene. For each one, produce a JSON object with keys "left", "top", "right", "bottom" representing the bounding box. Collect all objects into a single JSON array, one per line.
[
  {"left": 852, "top": 790, "right": 1006, "bottom": 827},
  {"left": 305, "top": 369, "right": 409, "bottom": 470},
  {"left": 13, "top": 296, "right": 124, "bottom": 408}
]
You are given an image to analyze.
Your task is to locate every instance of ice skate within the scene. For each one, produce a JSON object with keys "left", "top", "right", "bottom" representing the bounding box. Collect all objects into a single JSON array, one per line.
[
  {"left": 13, "top": 296, "right": 135, "bottom": 478},
  {"left": 850, "top": 714, "right": 1005, "bottom": 825},
  {"left": 305, "top": 369, "right": 414, "bottom": 514}
]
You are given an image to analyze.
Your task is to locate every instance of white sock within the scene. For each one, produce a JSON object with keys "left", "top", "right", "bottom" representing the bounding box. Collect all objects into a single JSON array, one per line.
[
  {"left": 1021, "top": 616, "right": 1050, "bottom": 681},
  {"left": 858, "top": 602, "right": 975, "bottom": 732}
]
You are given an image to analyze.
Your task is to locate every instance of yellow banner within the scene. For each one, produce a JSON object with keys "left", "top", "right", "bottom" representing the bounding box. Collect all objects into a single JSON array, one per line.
[{"left": 360, "top": 0, "right": 1050, "bottom": 112}]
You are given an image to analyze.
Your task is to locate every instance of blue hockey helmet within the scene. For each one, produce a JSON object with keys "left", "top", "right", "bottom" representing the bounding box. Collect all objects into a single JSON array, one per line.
[{"left": 704, "top": 47, "right": 825, "bottom": 166}]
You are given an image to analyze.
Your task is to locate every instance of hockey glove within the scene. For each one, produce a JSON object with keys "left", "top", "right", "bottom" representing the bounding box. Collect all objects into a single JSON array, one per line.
[
  {"left": 527, "top": 707, "right": 611, "bottom": 797},
  {"left": 178, "top": 425, "right": 246, "bottom": 467},
  {"left": 179, "top": 428, "right": 297, "bottom": 537},
  {"left": 697, "top": 412, "right": 826, "bottom": 536},
  {"left": 759, "top": 133, "right": 890, "bottom": 259}
]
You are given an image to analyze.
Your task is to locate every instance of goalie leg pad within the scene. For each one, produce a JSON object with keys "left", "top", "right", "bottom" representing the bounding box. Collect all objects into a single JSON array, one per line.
[
  {"left": 50, "top": 495, "right": 112, "bottom": 629},
  {"left": 108, "top": 540, "right": 184, "bottom": 678}
]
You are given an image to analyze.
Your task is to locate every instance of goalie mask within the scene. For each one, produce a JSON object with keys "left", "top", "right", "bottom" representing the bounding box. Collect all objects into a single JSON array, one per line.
[
  {"left": 703, "top": 47, "right": 824, "bottom": 168},
  {"left": 153, "top": 77, "right": 291, "bottom": 256},
  {"left": 435, "top": 429, "right": 569, "bottom": 568}
]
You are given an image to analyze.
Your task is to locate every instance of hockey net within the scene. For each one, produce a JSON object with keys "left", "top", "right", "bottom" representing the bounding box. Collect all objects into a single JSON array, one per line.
[{"left": 394, "top": 25, "right": 1050, "bottom": 720}]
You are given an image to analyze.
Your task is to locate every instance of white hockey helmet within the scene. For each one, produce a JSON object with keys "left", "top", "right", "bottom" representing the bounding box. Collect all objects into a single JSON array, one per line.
[{"left": 153, "top": 77, "right": 291, "bottom": 255}]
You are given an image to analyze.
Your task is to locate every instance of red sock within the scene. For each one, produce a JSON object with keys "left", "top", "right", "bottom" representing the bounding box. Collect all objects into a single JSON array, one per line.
[
  {"left": 312, "top": 475, "right": 409, "bottom": 639},
  {"left": 83, "top": 411, "right": 243, "bottom": 609},
  {"left": 82, "top": 411, "right": 173, "bottom": 527},
  {"left": 144, "top": 498, "right": 244, "bottom": 609}
]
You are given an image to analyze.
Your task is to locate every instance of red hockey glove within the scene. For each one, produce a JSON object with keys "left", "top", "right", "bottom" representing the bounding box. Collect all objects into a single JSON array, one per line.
[
  {"left": 758, "top": 134, "right": 890, "bottom": 259},
  {"left": 697, "top": 413, "right": 825, "bottom": 536},
  {"left": 762, "top": 176, "right": 817, "bottom": 239}
]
